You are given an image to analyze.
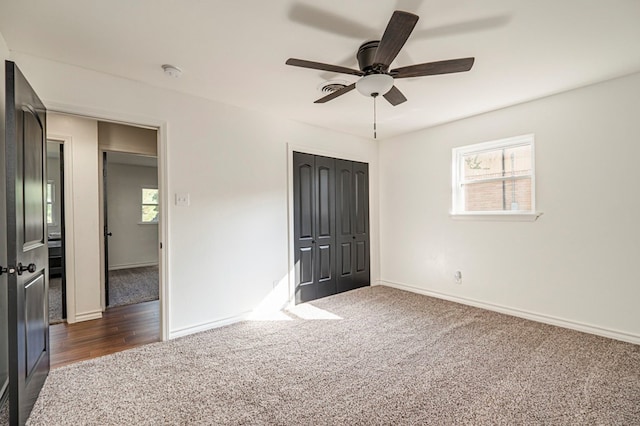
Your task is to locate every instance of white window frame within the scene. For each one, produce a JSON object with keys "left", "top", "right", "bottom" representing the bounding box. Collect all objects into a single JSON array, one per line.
[
  {"left": 451, "top": 134, "right": 540, "bottom": 221},
  {"left": 140, "top": 186, "right": 159, "bottom": 225}
]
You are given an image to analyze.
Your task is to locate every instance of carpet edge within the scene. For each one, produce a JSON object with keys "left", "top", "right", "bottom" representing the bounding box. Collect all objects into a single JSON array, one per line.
[{"left": 379, "top": 280, "right": 640, "bottom": 345}]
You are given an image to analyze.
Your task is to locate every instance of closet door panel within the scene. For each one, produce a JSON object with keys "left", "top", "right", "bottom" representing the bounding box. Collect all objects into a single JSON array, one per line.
[
  {"left": 335, "top": 160, "right": 355, "bottom": 293},
  {"left": 293, "top": 152, "right": 316, "bottom": 303},
  {"left": 351, "top": 161, "right": 370, "bottom": 289},
  {"left": 314, "top": 156, "right": 336, "bottom": 299}
]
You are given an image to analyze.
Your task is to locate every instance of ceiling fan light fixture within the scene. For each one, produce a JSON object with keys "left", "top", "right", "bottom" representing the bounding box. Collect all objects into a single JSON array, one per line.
[{"left": 356, "top": 73, "right": 394, "bottom": 97}]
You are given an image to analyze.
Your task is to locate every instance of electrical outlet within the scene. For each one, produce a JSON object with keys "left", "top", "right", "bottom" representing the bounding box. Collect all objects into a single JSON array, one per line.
[{"left": 454, "top": 271, "right": 462, "bottom": 284}]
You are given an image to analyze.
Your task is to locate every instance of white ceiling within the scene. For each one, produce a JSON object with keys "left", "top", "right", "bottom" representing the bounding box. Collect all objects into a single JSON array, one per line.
[{"left": 1, "top": 0, "right": 639, "bottom": 140}]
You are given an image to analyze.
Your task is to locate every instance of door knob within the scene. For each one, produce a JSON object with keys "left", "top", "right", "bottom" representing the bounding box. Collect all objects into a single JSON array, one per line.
[
  {"left": 17, "top": 263, "right": 36, "bottom": 275},
  {"left": 106, "top": 232, "right": 113, "bottom": 237}
]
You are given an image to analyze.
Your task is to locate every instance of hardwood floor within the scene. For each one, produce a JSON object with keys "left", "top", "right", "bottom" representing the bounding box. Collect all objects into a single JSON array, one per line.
[{"left": 50, "top": 300, "right": 160, "bottom": 368}]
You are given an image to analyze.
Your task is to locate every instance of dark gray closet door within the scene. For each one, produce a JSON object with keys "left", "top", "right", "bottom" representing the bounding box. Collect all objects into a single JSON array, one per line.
[
  {"left": 336, "top": 160, "right": 370, "bottom": 293},
  {"left": 293, "top": 153, "right": 337, "bottom": 303},
  {"left": 313, "top": 156, "right": 336, "bottom": 300}
]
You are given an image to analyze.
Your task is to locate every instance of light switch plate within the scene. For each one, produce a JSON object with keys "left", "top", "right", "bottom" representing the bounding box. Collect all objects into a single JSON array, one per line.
[{"left": 175, "top": 193, "right": 190, "bottom": 207}]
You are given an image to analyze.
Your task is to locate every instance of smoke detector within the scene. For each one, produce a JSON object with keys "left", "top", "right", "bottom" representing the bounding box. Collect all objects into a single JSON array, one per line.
[{"left": 162, "top": 64, "right": 182, "bottom": 78}]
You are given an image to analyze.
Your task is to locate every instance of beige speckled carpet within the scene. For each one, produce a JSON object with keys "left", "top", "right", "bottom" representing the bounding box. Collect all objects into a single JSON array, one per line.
[
  {"left": 48, "top": 277, "right": 63, "bottom": 324},
  {"left": 108, "top": 266, "right": 159, "bottom": 308},
  {"left": 27, "top": 286, "right": 640, "bottom": 425}
]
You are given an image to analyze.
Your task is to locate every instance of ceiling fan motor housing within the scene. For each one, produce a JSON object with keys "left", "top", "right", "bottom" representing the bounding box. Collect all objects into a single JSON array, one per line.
[{"left": 357, "top": 40, "right": 382, "bottom": 73}]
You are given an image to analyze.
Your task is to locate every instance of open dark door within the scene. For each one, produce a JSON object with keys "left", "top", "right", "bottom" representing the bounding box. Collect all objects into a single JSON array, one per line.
[
  {"left": 58, "top": 143, "right": 67, "bottom": 319},
  {"left": 103, "top": 152, "right": 111, "bottom": 306},
  {"left": 5, "top": 61, "right": 49, "bottom": 425}
]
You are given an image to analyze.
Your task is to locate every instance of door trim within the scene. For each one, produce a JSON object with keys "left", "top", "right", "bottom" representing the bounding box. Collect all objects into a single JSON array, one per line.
[
  {"left": 47, "top": 134, "right": 76, "bottom": 323},
  {"left": 45, "top": 102, "right": 169, "bottom": 342},
  {"left": 287, "top": 143, "right": 373, "bottom": 306}
]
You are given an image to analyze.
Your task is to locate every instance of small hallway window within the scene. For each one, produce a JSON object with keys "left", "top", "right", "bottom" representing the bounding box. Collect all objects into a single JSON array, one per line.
[
  {"left": 47, "top": 181, "right": 55, "bottom": 225},
  {"left": 141, "top": 187, "right": 159, "bottom": 223},
  {"left": 452, "top": 134, "right": 535, "bottom": 214}
]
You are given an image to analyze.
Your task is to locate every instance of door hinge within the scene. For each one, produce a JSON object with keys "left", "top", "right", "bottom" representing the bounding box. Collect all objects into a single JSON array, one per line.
[{"left": 0, "top": 265, "right": 17, "bottom": 276}]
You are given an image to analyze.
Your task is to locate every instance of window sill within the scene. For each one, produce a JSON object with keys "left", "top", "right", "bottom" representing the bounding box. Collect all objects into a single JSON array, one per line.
[
  {"left": 138, "top": 222, "right": 159, "bottom": 225},
  {"left": 449, "top": 212, "right": 543, "bottom": 222}
]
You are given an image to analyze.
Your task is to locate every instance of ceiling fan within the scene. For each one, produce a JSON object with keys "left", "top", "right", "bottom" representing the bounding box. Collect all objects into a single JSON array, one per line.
[{"left": 286, "top": 10, "right": 475, "bottom": 107}]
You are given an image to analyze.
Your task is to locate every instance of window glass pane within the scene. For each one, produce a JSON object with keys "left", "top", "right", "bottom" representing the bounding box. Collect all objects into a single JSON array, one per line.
[
  {"left": 142, "top": 188, "right": 158, "bottom": 205},
  {"left": 463, "top": 145, "right": 532, "bottom": 182},
  {"left": 47, "top": 204, "right": 53, "bottom": 224},
  {"left": 504, "top": 145, "right": 532, "bottom": 177},
  {"left": 142, "top": 205, "right": 159, "bottom": 223},
  {"left": 463, "top": 178, "right": 532, "bottom": 212},
  {"left": 46, "top": 182, "right": 54, "bottom": 203}
]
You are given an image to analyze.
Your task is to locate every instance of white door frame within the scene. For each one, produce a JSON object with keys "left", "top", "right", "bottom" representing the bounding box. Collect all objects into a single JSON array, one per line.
[
  {"left": 45, "top": 134, "right": 76, "bottom": 324},
  {"left": 47, "top": 102, "right": 170, "bottom": 341}
]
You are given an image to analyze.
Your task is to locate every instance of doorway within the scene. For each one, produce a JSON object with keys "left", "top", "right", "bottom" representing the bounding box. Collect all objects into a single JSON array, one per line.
[
  {"left": 46, "top": 141, "right": 67, "bottom": 324},
  {"left": 103, "top": 151, "right": 159, "bottom": 309},
  {"left": 47, "top": 112, "right": 166, "bottom": 365},
  {"left": 44, "top": 113, "right": 165, "bottom": 370},
  {"left": 292, "top": 151, "right": 370, "bottom": 304}
]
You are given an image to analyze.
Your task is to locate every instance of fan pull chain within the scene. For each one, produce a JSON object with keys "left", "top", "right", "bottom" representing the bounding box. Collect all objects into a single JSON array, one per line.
[{"left": 373, "top": 94, "right": 378, "bottom": 139}]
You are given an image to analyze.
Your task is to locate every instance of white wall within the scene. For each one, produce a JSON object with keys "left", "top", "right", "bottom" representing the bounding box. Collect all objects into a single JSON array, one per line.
[
  {"left": 106, "top": 162, "right": 159, "bottom": 269},
  {"left": 10, "top": 52, "right": 379, "bottom": 338},
  {"left": 379, "top": 71, "right": 640, "bottom": 343},
  {"left": 47, "top": 113, "right": 102, "bottom": 322}
]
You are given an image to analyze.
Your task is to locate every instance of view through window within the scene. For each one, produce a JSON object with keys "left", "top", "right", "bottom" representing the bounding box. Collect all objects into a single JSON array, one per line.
[
  {"left": 452, "top": 135, "right": 534, "bottom": 214},
  {"left": 141, "top": 187, "right": 159, "bottom": 223},
  {"left": 47, "top": 181, "right": 55, "bottom": 224}
]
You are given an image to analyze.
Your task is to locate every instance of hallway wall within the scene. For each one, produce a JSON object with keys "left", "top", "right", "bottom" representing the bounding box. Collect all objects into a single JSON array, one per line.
[
  {"left": 47, "top": 113, "right": 102, "bottom": 322},
  {"left": 106, "top": 161, "right": 159, "bottom": 269}
]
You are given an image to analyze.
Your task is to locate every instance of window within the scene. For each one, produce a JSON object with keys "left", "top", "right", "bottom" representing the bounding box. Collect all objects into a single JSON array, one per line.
[
  {"left": 46, "top": 181, "right": 55, "bottom": 225},
  {"left": 452, "top": 135, "right": 534, "bottom": 215},
  {"left": 141, "top": 187, "right": 159, "bottom": 223}
]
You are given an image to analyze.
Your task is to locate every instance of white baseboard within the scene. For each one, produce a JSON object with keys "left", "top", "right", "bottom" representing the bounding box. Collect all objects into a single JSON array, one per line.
[
  {"left": 108, "top": 262, "right": 158, "bottom": 271},
  {"left": 169, "top": 311, "right": 251, "bottom": 339},
  {"left": 378, "top": 280, "right": 640, "bottom": 346},
  {"left": 71, "top": 309, "right": 103, "bottom": 323}
]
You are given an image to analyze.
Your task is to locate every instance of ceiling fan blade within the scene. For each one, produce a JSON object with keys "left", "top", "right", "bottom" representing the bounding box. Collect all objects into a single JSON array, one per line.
[
  {"left": 383, "top": 85, "right": 407, "bottom": 106},
  {"left": 314, "top": 83, "right": 356, "bottom": 104},
  {"left": 373, "top": 11, "right": 419, "bottom": 68},
  {"left": 288, "top": 3, "right": 376, "bottom": 40},
  {"left": 391, "top": 57, "right": 475, "bottom": 78},
  {"left": 286, "top": 58, "right": 364, "bottom": 76}
]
